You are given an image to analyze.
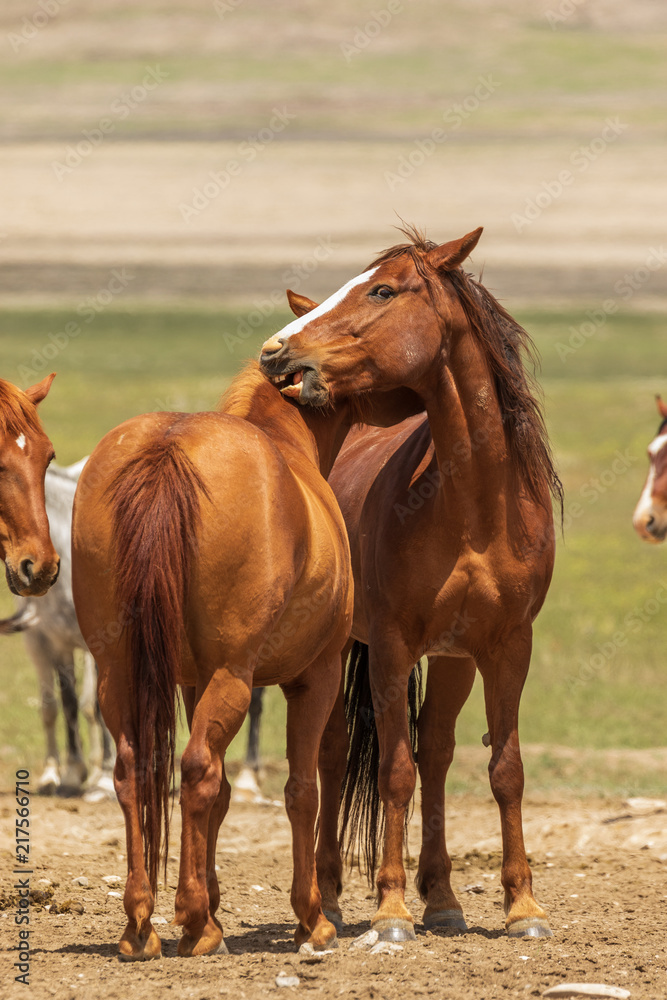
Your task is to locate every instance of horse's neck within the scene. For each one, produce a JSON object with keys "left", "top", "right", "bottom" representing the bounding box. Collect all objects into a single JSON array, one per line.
[
  {"left": 425, "top": 329, "right": 509, "bottom": 517},
  {"left": 221, "top": 370, "right": 349, "bottom": 477}
]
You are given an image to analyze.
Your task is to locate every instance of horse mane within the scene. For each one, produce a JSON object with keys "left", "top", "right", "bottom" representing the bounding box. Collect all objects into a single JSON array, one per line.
[
  {"left": 219, "top": 360, "right": 280, "bottom": 418},
  {"left": 367, "top": 226, "right": 564, "bottom": 516},
  {"left": 0, "top": 379, "right": 43, "bottom": 439}
]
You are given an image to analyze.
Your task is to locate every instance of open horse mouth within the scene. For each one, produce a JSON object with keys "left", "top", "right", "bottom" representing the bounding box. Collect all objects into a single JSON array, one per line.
[
  {"left": 267, "top": 368, "right": 305, "bottom": 399},
  {"left": 262, "top": 362, "right": 329, "bottom": 406}
]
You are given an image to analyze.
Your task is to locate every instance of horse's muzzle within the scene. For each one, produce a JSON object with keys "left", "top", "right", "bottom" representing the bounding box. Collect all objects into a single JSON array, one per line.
[
  {"left": 259, "top": 346, "right": 329, "bottom": 407},
  {"left": 5, "top": 556, "right": 60, "bottom": 596}
]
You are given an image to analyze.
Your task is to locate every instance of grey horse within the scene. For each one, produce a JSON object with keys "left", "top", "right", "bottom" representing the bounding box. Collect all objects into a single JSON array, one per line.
[{"left": 0, "top": 459, "right": 114, "bottom": 798}]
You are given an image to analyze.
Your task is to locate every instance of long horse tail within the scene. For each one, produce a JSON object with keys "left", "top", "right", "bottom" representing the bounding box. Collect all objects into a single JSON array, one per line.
[
  {"left": 339, "top": 640, "right": 423, "bottom": 881},
  {"left": 107, "top": 438, "right": 210, "bottom": 894}
]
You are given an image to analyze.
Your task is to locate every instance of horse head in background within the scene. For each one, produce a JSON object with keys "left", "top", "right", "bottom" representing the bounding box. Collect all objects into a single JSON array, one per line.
[
  {"left": 0, "top": 374, "right": 60, "bottom": 596},
  {"left": 633, "top": 396, "right": 667, "bottom": 544}
]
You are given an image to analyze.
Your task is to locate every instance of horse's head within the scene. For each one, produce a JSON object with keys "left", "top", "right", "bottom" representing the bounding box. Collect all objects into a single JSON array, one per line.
[
  {"left": 0, "top": 374, "right": 60, "bottom": 595},
  {"left": 259, "top": 228, "right": 483, "bottom": 407},
  {"left": 633, "top": 396, "right": 667, "bottom": 544}
]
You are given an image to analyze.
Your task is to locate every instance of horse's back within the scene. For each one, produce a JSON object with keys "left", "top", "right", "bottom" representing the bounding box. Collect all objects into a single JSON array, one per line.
[{"left": 73, "top": 410, "right": 351, "bottom": 684}]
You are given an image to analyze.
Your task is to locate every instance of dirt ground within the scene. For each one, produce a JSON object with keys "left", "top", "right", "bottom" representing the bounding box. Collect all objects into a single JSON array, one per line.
[{"left": 2, "top": 766, "right": 667, "bottom": 1000}]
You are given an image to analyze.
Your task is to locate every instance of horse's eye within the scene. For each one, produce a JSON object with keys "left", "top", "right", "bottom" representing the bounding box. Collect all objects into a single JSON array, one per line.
[{"left": 371, "top": 285, "right": 395, "bottom": 301}]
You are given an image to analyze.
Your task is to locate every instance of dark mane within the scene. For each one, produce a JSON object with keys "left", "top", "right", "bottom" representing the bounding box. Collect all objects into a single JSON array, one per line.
[
  {"left": 0, "top": 379, "right": 43, "bottom": 440},
  {"left": 367, "top": 227, "right": 564, "bottom": 516}
]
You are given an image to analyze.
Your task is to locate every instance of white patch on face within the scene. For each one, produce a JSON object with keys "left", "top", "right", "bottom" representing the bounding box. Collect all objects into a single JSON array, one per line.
[
  {"left": 648, "top": 433, "right": 667, "bottom": 458},
  {"left": 634, "top": 433, "right": 667, "bottom": 527},
  {"left": 15, "top": 434, "right": 26, "bottom": 450},
  {"left": 276, "top": 266, "right": 379, "bottom": 341}
]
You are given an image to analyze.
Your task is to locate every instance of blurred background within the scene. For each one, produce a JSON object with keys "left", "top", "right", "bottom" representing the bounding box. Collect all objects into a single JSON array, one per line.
[{"left": 1, "top": 0, "right": 666, "bottom": 796}]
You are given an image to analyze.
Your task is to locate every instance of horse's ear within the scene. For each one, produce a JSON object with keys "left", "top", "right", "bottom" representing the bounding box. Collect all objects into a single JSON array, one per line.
[
  {"left": 286, "top": 289, "right": 319, "bottom": 317},
  {"left": 657, "top": 395, "right": 667, "bottom": 420},
  {"left": 24, "top": 372, "right": 56, "bottom": 406},
  {"left": 426, "top": 227, "right": 483, "bottom": 272}
]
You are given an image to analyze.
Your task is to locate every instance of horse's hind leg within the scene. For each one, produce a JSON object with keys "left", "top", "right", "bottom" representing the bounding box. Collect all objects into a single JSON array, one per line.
[
  {"left": 417, "top": 655, "right": 475, "bottom": 931},
  {"left": 478, "top": 629, "right": 552, "bottom": 938},
  {"left": 176, "top": 669, "right": 251, "bottom": 957},
  {"left": 94, "top": 652, "right": 161, "bottom": 961},
  {"left": 283, "top": 653, "right": 341, "bottom": 951},
  {"left": 315, "top": 640, "right": 352, "bottom": 929},
  {"left": 113, "top": 725, "right": 162, "bottom": 961}
]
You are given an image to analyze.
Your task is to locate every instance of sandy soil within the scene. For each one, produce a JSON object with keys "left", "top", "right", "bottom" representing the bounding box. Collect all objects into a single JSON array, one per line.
[{"left": 2, "top": 771, "right": 667, "bottom": 1000}]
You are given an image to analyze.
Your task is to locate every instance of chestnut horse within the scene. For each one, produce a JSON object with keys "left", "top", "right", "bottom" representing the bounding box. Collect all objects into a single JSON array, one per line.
[
  {"left": 633, "top": 396, "right": 667, "bottom": 543},
  {"left": 71, "top": 363, "right": 417, "bottom": 960},
  {"left": 0, "top": 374, "right": 59, "bottom": 597},
  {"left": 260, "top": 227, "right": 562, "bottom": 940}
]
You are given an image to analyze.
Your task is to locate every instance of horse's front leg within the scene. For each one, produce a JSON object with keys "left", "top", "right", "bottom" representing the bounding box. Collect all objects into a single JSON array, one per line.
[
  {"left": 478, "top": 627, "right": 552, "bottom": 938},
  {"left": 175, "top": 668, "right": 250, "bottom": 957},
  {"left": 283, "top": 651, "right": 342, "bottom": 951},
  {"left": 417, "top": 655, "right": 476, "bottom": 931},
  {"left": 26, "top": 631, "right": 61, "bottom": 794},
  {"left": 55, "top": 652, "right": 87, "bottom": 795},
  {"left": 370, "top": 638, "right": 417, "bottom": 942}
]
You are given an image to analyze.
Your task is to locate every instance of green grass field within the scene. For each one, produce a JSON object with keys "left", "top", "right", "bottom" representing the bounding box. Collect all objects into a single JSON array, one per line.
[{"left": 0, "top": 302, "right": 665, "bottom": 794}]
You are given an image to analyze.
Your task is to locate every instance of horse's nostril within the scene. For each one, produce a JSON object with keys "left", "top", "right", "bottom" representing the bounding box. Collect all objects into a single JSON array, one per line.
[
  {"left": 260, "top": 336, "right": 285, "bottom": 360},
  {"left": 19, "top": 558, "right": 34, "bottom": 585},
  {"left": 646, "top": 516, "right": 655, "bottom": 532}
]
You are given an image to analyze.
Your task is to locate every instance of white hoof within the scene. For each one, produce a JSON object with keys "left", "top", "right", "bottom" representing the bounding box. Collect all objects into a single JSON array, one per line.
[
  {"left": 38, "top": 758, "right": 61, "bottom": 795},
  {"left": 231, "top": 766, "right": 263, "bottom": 804}
]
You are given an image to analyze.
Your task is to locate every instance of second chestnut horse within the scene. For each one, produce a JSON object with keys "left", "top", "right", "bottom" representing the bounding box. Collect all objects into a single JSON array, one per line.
[{"left": 260, "top": 226, "right": 562, "bottom": 940}]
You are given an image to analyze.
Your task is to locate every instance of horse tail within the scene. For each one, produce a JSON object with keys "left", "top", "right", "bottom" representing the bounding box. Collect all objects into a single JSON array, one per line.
[
  {"left": 339, "top": 640, "right": 423, "bottom": 881},
  {"left": 0, "top": 602, "right": 40, "bottom": 634},
  {"left": 107, "top": 438, "right": 210, "bottom": 894}
]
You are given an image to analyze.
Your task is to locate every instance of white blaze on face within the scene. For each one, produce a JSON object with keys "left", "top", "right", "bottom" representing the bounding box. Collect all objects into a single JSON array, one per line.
[
  {"left": 634, "top": 432, "right": 667, "bottom": 531},
  {"left": 15, "top": 434, "right": 26, "bottom": 450},
  {"left": 276, "top": 266, "right": 379, "bottom": 341}
]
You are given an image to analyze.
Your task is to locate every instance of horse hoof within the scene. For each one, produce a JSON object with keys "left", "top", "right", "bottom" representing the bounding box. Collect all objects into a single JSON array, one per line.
[
  {"left": 178, "top": 916, "right": 227, "bottom": 957},
  {"left": 372, "top": 919, "right": 416, "bottom": 942},
  {"left": 57, "top": 783, "right": 83, "bottom": 799},
  {"left": 507, "top": 917, "right": 553, "bottom": 938},
  {"left": 118, "top": 925, "right": 162, "bottom": 961},
  {"left": 423, "top": 909, "right": 468, "bottom": 933},
  {"left": 299, "top": 939, "right": 338, "bottom": 956},
  {"left": 38, "top": 759, "right": 60, "bottom": 795},
  {"left": 323, "top": 908, "right": 343, "bottom": 933}
]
